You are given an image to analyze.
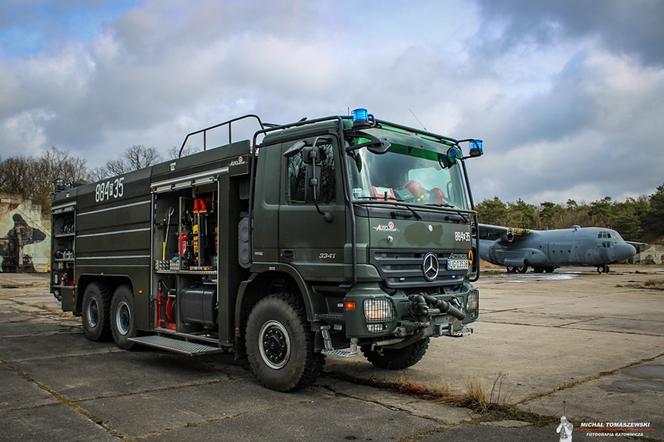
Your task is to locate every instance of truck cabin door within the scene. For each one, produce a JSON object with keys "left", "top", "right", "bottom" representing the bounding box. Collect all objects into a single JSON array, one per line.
[{"left": 278, "top": 136, "right": 346, "bottom": 281}]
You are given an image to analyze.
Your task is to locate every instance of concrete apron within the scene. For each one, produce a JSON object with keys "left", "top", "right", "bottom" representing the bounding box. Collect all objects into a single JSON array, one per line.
[{"left": 326, "top": 266, "right": 664, "bottom": 438}]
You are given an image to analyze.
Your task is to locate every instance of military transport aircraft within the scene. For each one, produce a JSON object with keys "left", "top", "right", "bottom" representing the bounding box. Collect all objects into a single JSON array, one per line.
[{"left": 478, "top": 224, "right": 642, "bottom": 274}]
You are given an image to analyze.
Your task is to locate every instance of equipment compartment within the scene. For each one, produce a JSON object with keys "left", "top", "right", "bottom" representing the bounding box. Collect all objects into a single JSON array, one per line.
[{"left": 151, "top": 182, "right": 219, "bottom": 337}]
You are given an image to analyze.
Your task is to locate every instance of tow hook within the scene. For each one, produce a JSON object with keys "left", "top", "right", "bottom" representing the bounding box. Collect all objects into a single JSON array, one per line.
[{"left": 408, "top": 294, "right": 465, "bottom": 321}]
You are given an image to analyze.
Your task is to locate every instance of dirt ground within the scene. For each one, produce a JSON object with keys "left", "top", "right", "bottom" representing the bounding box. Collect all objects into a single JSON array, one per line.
[{"left": 1, "top": 265, "right": 663, "bottom": 441}]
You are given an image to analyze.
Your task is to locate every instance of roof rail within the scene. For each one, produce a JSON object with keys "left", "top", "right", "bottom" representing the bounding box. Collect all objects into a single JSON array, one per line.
[{"left": 178, "top": 114, "right": 265, "bottom": 158}]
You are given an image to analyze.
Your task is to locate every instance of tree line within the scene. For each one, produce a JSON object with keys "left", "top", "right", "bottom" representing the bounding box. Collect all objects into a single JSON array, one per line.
[
  {"left": 0, "top": 145, "right": 167, "bottom": 212},
  {"left": 1, "top": 144, "right": 662, "bottom": 243},
  {"left": 475, "top": 187, "right": 664, "bottom": 242}
]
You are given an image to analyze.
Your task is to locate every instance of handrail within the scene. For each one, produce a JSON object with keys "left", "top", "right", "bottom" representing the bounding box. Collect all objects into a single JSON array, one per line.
[{"left": 178, "top": 114, "right": 265, "bottom": 158}]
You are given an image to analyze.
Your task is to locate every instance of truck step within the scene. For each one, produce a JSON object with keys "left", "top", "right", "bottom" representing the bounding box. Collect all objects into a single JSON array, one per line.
[
  {"left": 128, "top": 335, "right": 222, "bottom": 356},
  {"left": 321, "top": 348, "right": 358, "bottom": 358}
]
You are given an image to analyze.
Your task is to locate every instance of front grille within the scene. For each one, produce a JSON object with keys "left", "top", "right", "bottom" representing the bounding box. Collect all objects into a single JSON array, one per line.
[{"left": 371, "top": 249, "right": 466, "bottom": 289}]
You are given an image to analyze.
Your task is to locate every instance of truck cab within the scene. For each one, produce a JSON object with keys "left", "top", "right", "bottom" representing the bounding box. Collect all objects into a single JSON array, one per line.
[{"left": 50, "top": 110, "right": 483, "bottom": 391}]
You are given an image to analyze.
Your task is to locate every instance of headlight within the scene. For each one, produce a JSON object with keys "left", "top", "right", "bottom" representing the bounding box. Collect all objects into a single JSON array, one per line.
[
  {"left": 363, "top": 298, "right": 395, "bottom": 323},
  {"left": 466, "top": 290, "right": 479, "bottom": 313}
]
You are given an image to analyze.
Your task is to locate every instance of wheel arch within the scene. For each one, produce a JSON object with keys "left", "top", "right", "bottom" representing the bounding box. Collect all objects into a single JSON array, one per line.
[{"left": 234, "top": 265, "right": 318, "bottom": 357}]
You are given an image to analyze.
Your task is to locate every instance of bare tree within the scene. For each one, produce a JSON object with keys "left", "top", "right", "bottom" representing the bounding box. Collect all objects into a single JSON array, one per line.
[
  {"left": 0, "top": 147, "right": 89, "bottom": 212},
  {"left": 125, "top": 145, "right": 161, "bottom": 170},
  {"left": 95, "top": 145, "right": 162, "bottom": 180},
  {"left": 167, "top": 144, "right": 200, "bottom": 159}
]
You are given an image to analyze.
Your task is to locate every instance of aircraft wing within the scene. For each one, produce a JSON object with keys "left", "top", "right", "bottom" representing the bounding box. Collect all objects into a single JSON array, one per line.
[{"left": 478, "top": 223, "right": 532, "bottom": 243}]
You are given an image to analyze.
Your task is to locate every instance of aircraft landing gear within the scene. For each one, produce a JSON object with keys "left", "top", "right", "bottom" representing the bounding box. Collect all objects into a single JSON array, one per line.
[
  {"left": 517, "top": 266, "right": 528, "bottom": 273},
  {"left": 544, "top": 267, "right": 555, "bottom": 273},
  {"left": 597, "top": 265, "right": 610, "bottom": 274},
  {"left": 533, "top": 267, "right": 543, "bottom": 273},
  {"left": 506, "top": 266, "right": 517, "bottom": 273}
]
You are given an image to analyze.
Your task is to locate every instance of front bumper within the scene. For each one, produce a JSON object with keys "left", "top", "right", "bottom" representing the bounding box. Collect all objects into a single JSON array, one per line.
[{"left": 342, "top": 283, "right": 479, "bottom": 340}]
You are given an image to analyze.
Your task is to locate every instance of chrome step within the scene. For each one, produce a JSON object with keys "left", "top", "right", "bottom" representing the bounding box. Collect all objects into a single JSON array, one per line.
[
  {"left": 321, "top": 348, "right": 358, "bottom": 358},
  {"left": 320, "top": 326, "right": 358, "bottom": 358},
  {"left": 128, "top": 335, "right": 222, "bottom": 356}
]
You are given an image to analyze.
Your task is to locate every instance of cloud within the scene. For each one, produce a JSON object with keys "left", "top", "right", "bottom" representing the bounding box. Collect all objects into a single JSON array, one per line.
[
  {"left": 0, "top": 0, "right": 662, "bottom": 205},
  {"left": 474, "top": 0, "right": 664, "bottom": 66},
  {"left": 466, "top": 51, "right": 664, "bottom": 202}
]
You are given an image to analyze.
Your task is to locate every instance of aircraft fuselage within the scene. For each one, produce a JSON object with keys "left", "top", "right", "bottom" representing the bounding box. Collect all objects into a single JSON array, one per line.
[{"left": 479, "top": 226, "right": 637, "bottom": 270}]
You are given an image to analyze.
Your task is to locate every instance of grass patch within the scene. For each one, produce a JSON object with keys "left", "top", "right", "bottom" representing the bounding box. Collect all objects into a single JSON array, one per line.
[{"left": 328, "top": 371, "right": 557, "bottom": 426}]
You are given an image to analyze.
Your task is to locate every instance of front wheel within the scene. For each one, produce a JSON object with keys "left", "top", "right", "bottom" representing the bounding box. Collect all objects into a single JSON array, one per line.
[
  {"left": 110, "top": 285, "right": 137, "bottom": 350},
  {"left": 245, "top": 293, "right": 324, "bottom": 391},
  {"left": 362, "top": 338, "right": 430, "bottom": 370}
]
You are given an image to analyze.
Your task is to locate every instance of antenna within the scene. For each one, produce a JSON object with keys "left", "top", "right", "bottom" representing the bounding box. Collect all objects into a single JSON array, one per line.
[{"left": 409, "top": 109, "right": 428, "bottom": 131}]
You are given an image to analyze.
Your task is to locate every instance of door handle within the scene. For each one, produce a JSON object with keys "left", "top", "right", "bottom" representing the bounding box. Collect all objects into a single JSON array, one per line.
[{"left": 280, "top": 249, "right": 294, "bottom": 259}]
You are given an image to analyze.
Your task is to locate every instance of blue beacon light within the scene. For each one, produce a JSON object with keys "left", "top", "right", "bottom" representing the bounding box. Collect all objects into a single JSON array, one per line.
[
  {"left": 469, "top": 139, "right": 483, "bottom": 157},
  {"left": 351, "top": 108, "right": 369, "bottom": 125}
]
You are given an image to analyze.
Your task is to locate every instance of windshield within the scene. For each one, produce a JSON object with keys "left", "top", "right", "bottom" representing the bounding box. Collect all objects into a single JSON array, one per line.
[{"left": 346, "top": 138, "right": 469, "bottom": 209}]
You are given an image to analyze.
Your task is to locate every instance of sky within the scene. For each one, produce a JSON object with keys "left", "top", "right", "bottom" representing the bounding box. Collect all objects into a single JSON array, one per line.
[{"left": 1, "top": 0, "right": 663, "bottom": 203}]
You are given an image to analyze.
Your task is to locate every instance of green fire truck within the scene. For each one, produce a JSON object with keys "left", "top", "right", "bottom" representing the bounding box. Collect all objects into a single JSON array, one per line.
[{"left": 50, "top": 109, "right": 483, "bottom": 391}]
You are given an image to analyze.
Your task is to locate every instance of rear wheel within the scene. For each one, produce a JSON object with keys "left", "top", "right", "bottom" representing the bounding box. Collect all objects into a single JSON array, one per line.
[
  {"left": 545, "top": 267, "right": 555, "bottom": 273},
  {"left": 362, "top": 338, "right": 430, "bottom": 370},
  {"left": 517, "top": 266, "right": 528, "bottom": 273},
  {"left": 533, "top": 267, "right": 543, "bottom": 273},
  {"left": 506, "top": 266, "right": 516, "bottom": 273},
  {"left": 81, "top": 283, "right": 111, "bottom": 341},
  {"left": 246, "top": 292, "right": 324, "bottom": 391},
  {"left": 110, "top": 285, "right": 137, "bottom": 350}
]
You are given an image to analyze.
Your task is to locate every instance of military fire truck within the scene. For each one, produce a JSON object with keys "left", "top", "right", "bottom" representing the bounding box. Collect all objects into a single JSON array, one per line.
[{"left": 50, "top": 110, "right": 483, "bottom": 391}]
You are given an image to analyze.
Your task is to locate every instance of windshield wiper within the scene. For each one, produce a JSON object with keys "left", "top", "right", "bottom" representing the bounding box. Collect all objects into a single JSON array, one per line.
[
  {"left": 425, "top": 202, "right": 455, "bottom": 209},
  {"left": 424, "top": 203, "right": 469, "bottom": 222},
  {"left": 354, "top": 198, "right": 422, "bottom": 220}
]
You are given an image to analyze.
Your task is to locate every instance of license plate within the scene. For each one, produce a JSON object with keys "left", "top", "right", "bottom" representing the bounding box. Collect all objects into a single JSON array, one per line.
[{"left": 447, "top": 258, "right": 469, "bottom": 271}]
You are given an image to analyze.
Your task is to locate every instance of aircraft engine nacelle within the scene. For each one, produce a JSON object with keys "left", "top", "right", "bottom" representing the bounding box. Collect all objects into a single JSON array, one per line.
[{"left": 500, "top": 227, "right": 529, "bottom": 243}]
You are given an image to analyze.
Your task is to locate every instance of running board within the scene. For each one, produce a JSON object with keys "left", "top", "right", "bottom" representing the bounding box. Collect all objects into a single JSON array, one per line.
[
  {"left": 128, "top": 335, "right": 222, "bottom": 356},
  {"left": 320, "top": 326, "right": 358, "bottom": 358},
  {"left": 321, "top": 348, "right": 358, "bottom": 358}
]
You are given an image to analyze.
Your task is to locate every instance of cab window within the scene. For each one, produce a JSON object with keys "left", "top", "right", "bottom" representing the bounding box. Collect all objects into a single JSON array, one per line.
[{"left": 287, "top": 142, "right": 336, "bottom": 204}]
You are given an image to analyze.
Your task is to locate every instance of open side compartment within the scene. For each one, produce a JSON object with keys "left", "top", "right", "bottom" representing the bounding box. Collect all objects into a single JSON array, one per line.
[
  {"left": 51, "top": 205, "right": 76, "bottom": 305},
  {"left": 151, "top": 183, "right": 219, "bottom": 341}
]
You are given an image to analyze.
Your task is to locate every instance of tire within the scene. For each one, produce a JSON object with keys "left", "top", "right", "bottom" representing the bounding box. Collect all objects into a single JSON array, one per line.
[
  {"left": 545, "top": 267, "right": 555, "bottom": 273},
  {"left": 110, "top": 285, "right": 137, "bottom": 350},
  {"left": 533, "top": 267, "right": 543, "bottom": 273},
  {"left": 362, "top": 338, "right": 430, "bottom": 370},
  {"left": 81, "top": 283, "right": 112, "bottom": 341},
  {"left": 506, "top": 266, "right": 516, "bottom": 273},
  {"left": 517, "top": 266, "right": 528, "bottom": 273},
  {"left": 245, "top": 292, "right": 324, "bottom": 392}
]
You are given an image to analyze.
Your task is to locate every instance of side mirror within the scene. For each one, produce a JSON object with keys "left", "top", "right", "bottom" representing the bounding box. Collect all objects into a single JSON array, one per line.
[
  {"left": 346, "top": 133, "right": 391, "bottom": 155},
  {"left": 367, "top": 139, "right": 391, "bottom": 154}
]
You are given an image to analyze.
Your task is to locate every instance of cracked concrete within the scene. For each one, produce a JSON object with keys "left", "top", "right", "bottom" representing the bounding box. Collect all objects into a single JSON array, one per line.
[{"left": 2, "top": 268, "right": 664, "bottom": 441}]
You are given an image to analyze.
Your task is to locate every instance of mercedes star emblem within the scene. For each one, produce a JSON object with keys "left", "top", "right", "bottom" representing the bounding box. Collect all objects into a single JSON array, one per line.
[{"left": 422, "top": 252, "right": 439, "bottom": 281}]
